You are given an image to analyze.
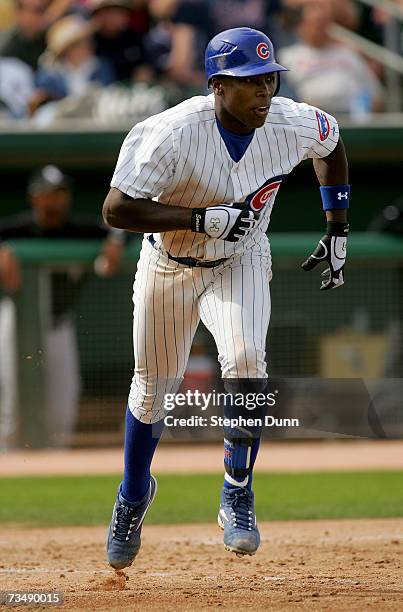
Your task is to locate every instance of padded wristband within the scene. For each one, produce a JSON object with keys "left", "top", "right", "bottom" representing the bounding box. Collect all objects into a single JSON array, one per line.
[{"left": 320, "top": 185, "right": 351, "bottom": 210}]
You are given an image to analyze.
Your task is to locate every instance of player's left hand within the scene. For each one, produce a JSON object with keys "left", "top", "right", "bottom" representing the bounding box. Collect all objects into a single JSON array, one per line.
[{"left": 301, "top": 221, "right": 349, "bottom": 290}]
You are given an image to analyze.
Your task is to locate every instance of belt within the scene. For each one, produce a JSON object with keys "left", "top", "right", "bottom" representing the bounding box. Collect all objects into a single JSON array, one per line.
[{"left": 147, "top": 235, "right": 227, "bottom": 268}]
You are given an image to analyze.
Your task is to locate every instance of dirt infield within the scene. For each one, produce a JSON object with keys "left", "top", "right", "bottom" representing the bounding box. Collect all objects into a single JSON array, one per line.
[
  {"left": 2, "top": 440, "right": 403, "bottom": 476},
  {"left": 1, "top": 519, "right": 402, "bottom": 611},
  {"left": 2, "top": 442, "right": 402, "bottom": 610}
]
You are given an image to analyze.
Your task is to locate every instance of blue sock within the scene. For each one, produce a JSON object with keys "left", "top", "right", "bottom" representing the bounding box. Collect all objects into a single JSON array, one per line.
[
  {"left": 223, "top": 438, "right": 260, "bottom": 491},
  {"left": 121, "top": 407, "right": 164, "bottom": 504}
]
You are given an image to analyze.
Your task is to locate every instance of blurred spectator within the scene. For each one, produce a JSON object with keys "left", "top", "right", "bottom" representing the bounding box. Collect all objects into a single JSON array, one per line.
[
  {"left": 0, "top": 165, "right": 125, "bottom": 448},
  {"left": 372, "top": 0, "right": 403, "bottom": 57},
  {"left": 144, "top": 0, "right": 177, "bottom": 79},
  {"left": 163, "top": 0, "right": 214, "bottom": 86},
  {"left": 0, "top": 0, "right": 50, "bottom": 71},
  {"left": 328, "top": 0, "right": 359, "bottom": 30},
  {"left": 146, "top": 0, "right": 283, "bottom": 87},
  {"left": 0, "top": 57, "right": 35, "bottom": 118},
  {"left": 44, "top": 0, "right": 89, "bottom": 23},
  {"left": 90, "top": 0, "right": 150, "bottom": 82},
  {"left": 29, "top": 14, "right": 115, "bottom": 115},
  {"left": 283, "top": 0, "right": 359, "bottom": 31},
  {"left": 372, "top": 0, "right": 403, "bottom": 28},
  {"left": 129, "top": 0, "right": 150, "bottom": 35},
  {"left": 149, "top": 0, "right": 178, "bottom": 20},
  {"left": 210, "top": 0, "right": 279, "bottom": 33},
  {"left": 279, "top": 0, "right": 384, "bottom": 117}
]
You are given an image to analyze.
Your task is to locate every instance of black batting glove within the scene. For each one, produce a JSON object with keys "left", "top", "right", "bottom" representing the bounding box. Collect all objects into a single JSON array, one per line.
[
  {"left": 301, "top": 221, "right": 349, "bottom": 290},
  {"left": 191, "top": 203, "right": 258, "bottom": 242}
]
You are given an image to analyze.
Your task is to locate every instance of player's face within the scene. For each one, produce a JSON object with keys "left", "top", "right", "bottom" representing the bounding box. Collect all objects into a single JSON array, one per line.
[
  {"left": 213, "top": 74, "right": 278, "bottom": 133},
  {"left": 31, "top": 188, "right": 71, "bottom": 228}
]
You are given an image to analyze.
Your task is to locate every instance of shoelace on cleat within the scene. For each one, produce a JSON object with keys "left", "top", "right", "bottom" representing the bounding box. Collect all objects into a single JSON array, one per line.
[
  {"left": 112, "top": 502, "right": 139, "bottom": 542},
  {"left": 224, "top": 489, "right": 255, "bottom": 531}
]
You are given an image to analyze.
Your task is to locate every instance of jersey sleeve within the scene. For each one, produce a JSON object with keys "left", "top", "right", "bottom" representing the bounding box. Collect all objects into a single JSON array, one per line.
[
  {"left": 295, "top": 102, "right": 339, "bottom": 160},
  {"left": 110, "top": 119, "right": 176, "bottom": 200}
]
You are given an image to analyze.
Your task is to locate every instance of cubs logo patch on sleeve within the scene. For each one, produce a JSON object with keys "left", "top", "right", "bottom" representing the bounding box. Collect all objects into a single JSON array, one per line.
[
  {"left": 315, "top": 110, "right": 330, "bottom": 142},
  {"left": 247, "top": 176, "right": 284, "bottom": 212}
]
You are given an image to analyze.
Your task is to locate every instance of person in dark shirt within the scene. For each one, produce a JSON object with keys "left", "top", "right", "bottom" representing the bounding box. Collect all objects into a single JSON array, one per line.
[
  {"left": 90, "top": 0, "right": 147, "bottom": 82},
  {"left": 0, "top": 165, "right": 125, "bottom": 448},
  {"left": 0, "top": 0, "right": 50, "bottom": 71}
]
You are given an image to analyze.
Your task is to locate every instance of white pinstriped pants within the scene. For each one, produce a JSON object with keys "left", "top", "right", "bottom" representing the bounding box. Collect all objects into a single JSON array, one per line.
[{"left": 129, "top": 237, "right": 272, "bottom": 423}]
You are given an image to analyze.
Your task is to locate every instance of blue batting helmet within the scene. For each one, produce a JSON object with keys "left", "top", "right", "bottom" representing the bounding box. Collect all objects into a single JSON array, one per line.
[{"left": 205, "top": 27, "right": 288, "bottom": 84}]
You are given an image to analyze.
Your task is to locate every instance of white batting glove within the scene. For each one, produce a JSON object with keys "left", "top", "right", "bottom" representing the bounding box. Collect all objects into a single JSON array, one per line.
[
  {"left": 191, "top": 203, "right": 258, "bottom": 242},
  {"left": 301, "top": 221, "right": 349, "bottom": 290}
]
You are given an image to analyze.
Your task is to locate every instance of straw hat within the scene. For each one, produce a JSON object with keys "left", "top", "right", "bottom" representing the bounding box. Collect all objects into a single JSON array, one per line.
[
  {"left": 89, "top": 0, "right": 132, "bottom": 14},
  {"left": 46, "top": 15, "right": 95, "bottom": 58}
]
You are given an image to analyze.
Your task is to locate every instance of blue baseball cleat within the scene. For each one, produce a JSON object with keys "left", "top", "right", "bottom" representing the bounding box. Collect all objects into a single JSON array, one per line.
[
  {"left": 217, "top": 486, "right": 260, "bottom": 556},
  {"left": 106, "top": 475, "right": 157, "bottom": 570}
]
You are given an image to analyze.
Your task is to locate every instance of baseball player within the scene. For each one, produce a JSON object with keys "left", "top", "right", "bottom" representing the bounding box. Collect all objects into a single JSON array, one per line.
[{"left": 103, "top": 27, "right": 349, "bottom": 567}]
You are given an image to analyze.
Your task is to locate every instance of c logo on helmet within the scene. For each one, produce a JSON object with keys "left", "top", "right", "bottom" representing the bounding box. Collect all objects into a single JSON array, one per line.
[
  {"left": 250, "top": 180, "right": 282, "bottom": 212},
  {"left": 256, "top": 42, "right": 270, "bottom": 60}
]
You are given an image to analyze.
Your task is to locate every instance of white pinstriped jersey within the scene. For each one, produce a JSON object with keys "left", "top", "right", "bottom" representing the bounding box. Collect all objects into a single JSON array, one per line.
[{"left": 111, "top": 94, "right": 339, "bottom": 261}]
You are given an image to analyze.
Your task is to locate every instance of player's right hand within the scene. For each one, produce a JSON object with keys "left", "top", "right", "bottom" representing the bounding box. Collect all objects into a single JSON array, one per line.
[{"left": 190, "top": 203, "right": 258, "bottom": 242}]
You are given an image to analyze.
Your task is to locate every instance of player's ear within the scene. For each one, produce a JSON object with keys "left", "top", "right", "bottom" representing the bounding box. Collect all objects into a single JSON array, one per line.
[{"left": 211, "top": 77, "right": 224, "bottom": 96}]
